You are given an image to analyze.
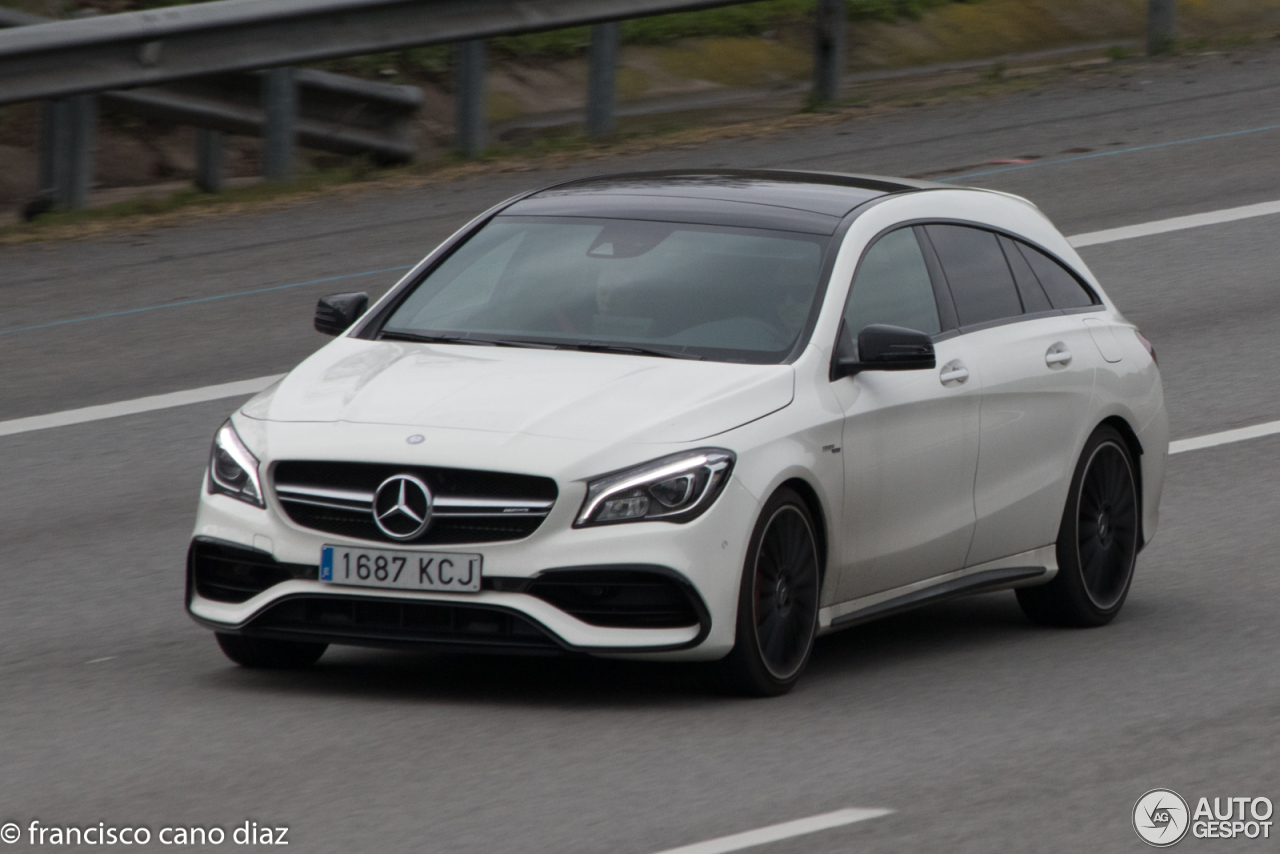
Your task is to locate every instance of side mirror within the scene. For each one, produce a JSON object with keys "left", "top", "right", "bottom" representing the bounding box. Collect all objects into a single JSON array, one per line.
[
  {"left": 315, "top": 292, "right": 369, "bottom": 336},
  {"left": 832, "top": 322, "right": 936, "bottom": 379}
]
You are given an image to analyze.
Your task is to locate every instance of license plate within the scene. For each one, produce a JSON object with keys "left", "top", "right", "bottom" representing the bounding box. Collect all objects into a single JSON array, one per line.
[{"left": 320, "top": 545, "right": 481, "bottom": 593}]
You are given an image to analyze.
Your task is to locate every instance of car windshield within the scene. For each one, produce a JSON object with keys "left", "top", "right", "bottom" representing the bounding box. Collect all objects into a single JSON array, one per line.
[{"left": 380, "top": 216, "right": 830, "bottom": 363}]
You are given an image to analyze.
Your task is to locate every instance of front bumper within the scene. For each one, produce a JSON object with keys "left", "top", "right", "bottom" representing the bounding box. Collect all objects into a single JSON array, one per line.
[{"left": 188, "top": 475, "right": 760, "bottom": 660}]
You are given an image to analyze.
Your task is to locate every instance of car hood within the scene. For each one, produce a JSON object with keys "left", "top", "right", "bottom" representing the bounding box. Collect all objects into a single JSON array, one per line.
[{"left": 243, "top": 338, "right": 794, "bottom": 444}]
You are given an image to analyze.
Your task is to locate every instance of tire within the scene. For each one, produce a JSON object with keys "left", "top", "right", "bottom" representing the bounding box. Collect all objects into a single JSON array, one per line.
[
  {"left": 714, "top": 487, "right": 821, "bottom": 696},
  {"left": 1017, "top": 425, "right": 1140, "bottom": 627},
  {"left": 215, "top": 633, "right": 328, "bottom": 669}
]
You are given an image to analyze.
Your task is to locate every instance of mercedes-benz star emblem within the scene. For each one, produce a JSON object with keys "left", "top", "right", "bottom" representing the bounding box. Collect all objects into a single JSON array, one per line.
[{"left": 372, "top": 474, "right": 433, "bottom": 540}]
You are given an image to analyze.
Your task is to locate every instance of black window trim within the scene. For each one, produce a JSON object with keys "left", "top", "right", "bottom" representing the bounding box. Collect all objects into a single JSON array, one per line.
[
  {"left": 913, "top": 218, "right": 1101, "bottom": 302},
  {"left": 912, "top": 224, "right": 960, "bottom": 331},
  {"left": 829, "top": 217, "right": 1105, "bottom": 364}
]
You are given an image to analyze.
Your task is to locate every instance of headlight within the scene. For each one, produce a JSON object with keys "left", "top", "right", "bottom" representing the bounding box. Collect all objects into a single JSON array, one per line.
[
  {"left": 575, "top": 449, "right": 735, "bottom": 527},
  {"left": 207, "top": 420, "right": 264, "bottom": 507}
]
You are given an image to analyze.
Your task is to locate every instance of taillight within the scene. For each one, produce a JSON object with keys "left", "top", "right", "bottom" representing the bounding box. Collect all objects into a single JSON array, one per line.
[{"left": 1134, "top": 329, "right": 1157, "bottom": 366}]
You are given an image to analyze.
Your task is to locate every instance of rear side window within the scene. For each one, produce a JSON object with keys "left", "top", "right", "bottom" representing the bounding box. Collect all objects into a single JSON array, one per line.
[
  {"left": 998, "top": 235, "right": 1052, "bottom": 313},
  {"left": 925, "top": 225, "right": 1023, "bottom": 327},
  {"left": 1014, "top": 242, "right": 1097, "bottom": 309},
  {"left": 844, "top": 227, "right": 941, "bottom": 336}
]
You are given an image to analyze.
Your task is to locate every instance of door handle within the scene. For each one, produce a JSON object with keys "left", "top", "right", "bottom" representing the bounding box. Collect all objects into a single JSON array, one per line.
[
  {"left": 939, "top": 363, "right": 969, "bottom": 385},
  {"left": 1045, "top": 343, "right": 1072, "bottom": 367}
]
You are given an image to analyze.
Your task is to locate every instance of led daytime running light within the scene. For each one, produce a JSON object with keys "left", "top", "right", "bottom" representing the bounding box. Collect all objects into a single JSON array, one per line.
[
  {"left": 207, "top": 420, "right": 265, "bottom": 507},
  {"left": 576, "top": 449, "right": 734, "bottom": 527}
]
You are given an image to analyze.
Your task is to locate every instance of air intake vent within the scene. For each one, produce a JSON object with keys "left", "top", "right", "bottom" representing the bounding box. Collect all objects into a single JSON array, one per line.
[
  {"left": 189, "top": 538, "right": 316, "bottom": 603},
  {"left": 245, "top": 596, "right": 561, "bottom": 652},
  {"left": 525, "top": 567, "right": 704, "bottom": 629}
]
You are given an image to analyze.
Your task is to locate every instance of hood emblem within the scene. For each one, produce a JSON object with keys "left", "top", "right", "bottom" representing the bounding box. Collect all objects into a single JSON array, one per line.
[
  {"left": 406, "top": 434, "right": 425, "bottom": 445},
  {"left": 373, "top": 474, "right": 433, "bottom": 540}
]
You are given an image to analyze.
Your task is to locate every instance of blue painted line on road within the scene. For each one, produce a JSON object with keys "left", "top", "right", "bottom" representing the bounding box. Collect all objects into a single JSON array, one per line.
[
  {"left": 0, "top": 265, "right": 413, "bottom": 338},
  {"left": 938, "top": 122, "right": 1280, "bottom": 182}
]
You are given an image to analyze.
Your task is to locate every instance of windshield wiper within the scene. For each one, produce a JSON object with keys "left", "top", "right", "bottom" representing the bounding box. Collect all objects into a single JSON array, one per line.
[
  {"left": 565, "top": 342, "right": 704, "bottom": 360},
  {"left": 381, "top": 331, "right": 569, "bottom": 350},
  {"left": 379, "top": 331, "right": 494, "bottom": 346},
  {"left": 381, "top": 331, "right": 702, "bottom": 359}
]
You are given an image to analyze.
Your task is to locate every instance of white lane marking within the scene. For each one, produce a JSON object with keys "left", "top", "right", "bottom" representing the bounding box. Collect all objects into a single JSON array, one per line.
[
  {"left": 1169, "top": 419, "right": 1280, "bottom": 455},
  {"left": 86, "top": 656, "right": 117, "bottom": 664},
  {"left": 0, "top": 374, "right": 283, "bottom": 438},
  {"left": 650, "top": 808, "right": 893, "bottom": 854},
  {"left": 1067, "top": 199, "right": 1280, "bottom": 247}
]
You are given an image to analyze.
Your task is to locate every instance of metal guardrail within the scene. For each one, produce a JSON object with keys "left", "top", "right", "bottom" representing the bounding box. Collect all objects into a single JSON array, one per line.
[
  {"left": 0, "top": 0, "right": 781, "bottom": 211},
  {"left": 0, "top": 0, "right": 754, "bottom": 106},
  {"left": 1, "top": 0, "right": 1178, "bottom": 211},
  {"left": 2, "top": 6, "right": 422, "bottom": 210},
  {"left": 118, "top": 69, "right": 423, "bottom": 163},
  {"left": 0, "top": 8, "right": 45, "bottom": 27}
]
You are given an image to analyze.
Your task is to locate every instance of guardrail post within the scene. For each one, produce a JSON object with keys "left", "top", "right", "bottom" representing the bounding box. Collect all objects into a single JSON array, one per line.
[
  {"left": 262, "top": 66, "right": 297, "bottom": 181},
  {"left": 454, "top": 40, "right": 486, "bottom": 157},
  {"left": 38, "top": 94, "right": 96, "bottom": 210},
  {"left": 36, "top": 100, "right": 59, "bottom": 205},
  {"left": 812, "top": 0, "right": 846, "bottom": 106},
  {"left": 587, "top": 22, "right": 620, "bottom": 137},
  {"left": 195, "top": 128, "right": 225, "bottom": 193},
  {"left": 1147, "top": 0, "right": 1177, "bottom": 55}
]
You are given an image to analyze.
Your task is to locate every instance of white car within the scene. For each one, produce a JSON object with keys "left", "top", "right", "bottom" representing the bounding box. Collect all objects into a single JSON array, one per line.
[{"left": 188, "top": 170, "right": 1168, "bottom": 695}]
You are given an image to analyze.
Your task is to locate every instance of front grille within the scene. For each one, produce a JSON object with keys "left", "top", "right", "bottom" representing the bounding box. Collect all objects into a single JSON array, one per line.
[
  {"left": 189, "top": 539, "right": 316, "bottom": 603},
  {"left": 525, "top": 568, "right": 703, "bottom": 629},
  {"left": 244, "top": 596, "right": 561, "bottom": 652},
  {"left": 273, "top": 460, "right": 558, "bottom": 545}
]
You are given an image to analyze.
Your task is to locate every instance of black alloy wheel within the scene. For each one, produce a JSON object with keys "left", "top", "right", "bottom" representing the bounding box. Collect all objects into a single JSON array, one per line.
[
  {"left": 716, "top": 487, "right": 821, "bottom": 696},
  {"left": 1017, "top": 425, "right": 1140, "bottom": 627}
]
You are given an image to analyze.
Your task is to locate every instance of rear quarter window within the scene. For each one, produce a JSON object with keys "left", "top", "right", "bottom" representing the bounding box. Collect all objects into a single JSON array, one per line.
[
  {"left": 1014, "top": 242, "right": 1098, "bottom": 310},
  {"left": 998, "top": 235, "right": 1052, "bottom": 314}
]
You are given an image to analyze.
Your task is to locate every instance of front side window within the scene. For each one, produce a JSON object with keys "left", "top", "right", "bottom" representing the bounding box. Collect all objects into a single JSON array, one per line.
[
  {"left": 380, "top": 217, "right": 829, "bottom": 363},
  {"left": 843, "top": 227, "right": 941, "bottom": 337},
  {"left": 925, "top": 224, "right": 1024, "bottom": 327}
]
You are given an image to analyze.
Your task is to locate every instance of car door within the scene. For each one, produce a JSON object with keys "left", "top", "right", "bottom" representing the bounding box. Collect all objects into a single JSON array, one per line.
[
  {"left": 921, "top": 225, "right": 1102, "bottom": 567},
  {"left": 831, "top": 226, "right": 983, "bottom": 602}
]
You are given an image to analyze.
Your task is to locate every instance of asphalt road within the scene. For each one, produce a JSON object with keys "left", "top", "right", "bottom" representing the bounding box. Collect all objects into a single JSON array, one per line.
[{"left": 2, "top": 46, "right": 1279, "bottom": 853}]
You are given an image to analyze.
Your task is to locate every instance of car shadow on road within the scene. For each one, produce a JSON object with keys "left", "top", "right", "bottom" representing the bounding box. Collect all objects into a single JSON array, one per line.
[{"left": 198, "top": 590, "right": 1111, "bottom": 707}]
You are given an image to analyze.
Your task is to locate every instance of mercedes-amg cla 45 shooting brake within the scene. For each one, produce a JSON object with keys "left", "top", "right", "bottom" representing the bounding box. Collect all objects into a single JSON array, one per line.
[{"left": 188, "top": 170, "right": 1167, "bottom": 695}]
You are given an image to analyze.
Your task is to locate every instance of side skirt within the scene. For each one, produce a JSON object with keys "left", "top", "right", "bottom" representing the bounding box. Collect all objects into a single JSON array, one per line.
[{"left": 819, "top": 544, "right": 1057, "bottom": 633}]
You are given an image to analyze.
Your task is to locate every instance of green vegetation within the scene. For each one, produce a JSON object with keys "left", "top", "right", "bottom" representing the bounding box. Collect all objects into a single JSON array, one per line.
[
  {"left": 492, "top": 1, "right": 967, "bottom": 59},
  {"left": 311, "top": 1, "right": 973, "bottom": 79}
]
